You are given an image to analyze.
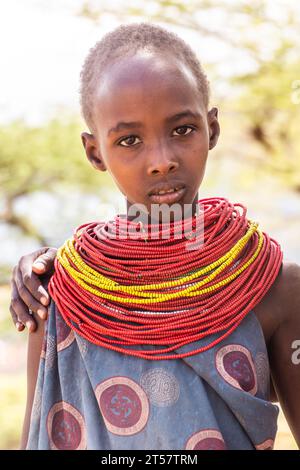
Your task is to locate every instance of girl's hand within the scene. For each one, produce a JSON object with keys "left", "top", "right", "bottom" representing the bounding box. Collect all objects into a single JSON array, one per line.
[{"left": 9, "top": 247, "right": 57, "bottom": 332}]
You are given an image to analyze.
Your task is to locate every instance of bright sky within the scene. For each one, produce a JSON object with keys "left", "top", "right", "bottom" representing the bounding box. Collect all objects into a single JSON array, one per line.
[
  {"left": 0, "top": 0, "right": 111, "bottom": 125},
  {"left": 0, "top": 0, "right": 298, "bottom": 126},
  {"left": 0, "top": 0, "right": 241, "bottom": 126}
]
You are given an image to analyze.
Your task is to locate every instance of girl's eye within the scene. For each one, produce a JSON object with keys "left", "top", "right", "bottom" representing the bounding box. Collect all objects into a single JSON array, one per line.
[
  {"left": 118, "top": 126, "right": 195, "bottom": 147},
  {"left": 173, "top": 125, "right": 195, "bottom": 136},
  {"left": 118, "top": 135, "right": 141, "bottom": 147}
]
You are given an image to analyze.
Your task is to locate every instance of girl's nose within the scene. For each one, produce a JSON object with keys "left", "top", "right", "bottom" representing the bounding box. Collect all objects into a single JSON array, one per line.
[{"left": 147, "top": 146, "right": 179, "bottom": 176}]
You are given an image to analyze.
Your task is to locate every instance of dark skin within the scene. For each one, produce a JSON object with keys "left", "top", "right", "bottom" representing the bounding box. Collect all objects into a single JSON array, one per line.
[
  {"left": 84, "top": 53, "right": 218, "bottom": 223},
  {"left": 11, "top": 51, "right": 300, "bottom": 448}
]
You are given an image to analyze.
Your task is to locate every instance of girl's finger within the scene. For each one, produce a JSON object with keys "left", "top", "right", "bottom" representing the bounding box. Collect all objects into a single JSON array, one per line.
[
  {"left": 19, "top": 252, "right": 53, "bottom": 305},
  {"left": 10, "top": 279, "right": 37, "bottom": 332},
  {"left": 9, "top": 303, "right": 25, "bottom": 331},
  {"left": 15, "top": 268, "right": 48, "bottom": 319},
  {"left": 32, "top": 250, "right": 56, "bottom": 276}
]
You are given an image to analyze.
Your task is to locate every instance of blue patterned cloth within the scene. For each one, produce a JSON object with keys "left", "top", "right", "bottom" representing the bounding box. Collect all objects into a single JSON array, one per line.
[{"left": 26, "top": 300, "right": 279, "bottom": 450}]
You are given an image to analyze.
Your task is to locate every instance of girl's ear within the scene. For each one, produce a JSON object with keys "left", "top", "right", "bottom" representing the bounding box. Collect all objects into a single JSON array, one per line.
[
  {"left": 81, "top": 132, "right": 107, "bottom": 171},
  {"left": 207, "top": 107, "right": 220, "bottom": 150}
]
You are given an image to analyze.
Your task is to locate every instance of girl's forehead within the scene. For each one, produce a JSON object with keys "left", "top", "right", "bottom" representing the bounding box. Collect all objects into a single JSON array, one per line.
[
  {"left": 96, "top": 51, "right": 198, "bottom": 100},
  {"left": 94, "top": 53, "right": 202, "bottom": 124}
]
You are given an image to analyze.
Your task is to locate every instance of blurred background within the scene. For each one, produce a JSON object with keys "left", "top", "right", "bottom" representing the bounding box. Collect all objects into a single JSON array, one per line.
[{"left": 0, "top": 0, "right": 299, "bottom": 449}]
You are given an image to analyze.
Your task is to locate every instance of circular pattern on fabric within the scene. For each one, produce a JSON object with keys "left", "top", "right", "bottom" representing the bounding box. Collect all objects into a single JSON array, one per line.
[
  {"left": 56, "top": 311, "right": 75, "bottom": 352},
  {"left": 95, "top": 376, "right": 149, "bottom": 436},
  {"left": 216, "top": 344, "right": 257, "bottom": 395},
  {"left": 185, "top": 429, "right": 226, "bottom": 450},
  {"left": 47, "top": 401, "right": 86, "bottom": 450},
  {"left": 255, "top": 439, "right": 274, "bottom": 450},
  {"left": 140, "top": 368, "right": 180, "bottom": 407},
  {"left": 255, "top": 352, "right": 270, "bottom": 396}
]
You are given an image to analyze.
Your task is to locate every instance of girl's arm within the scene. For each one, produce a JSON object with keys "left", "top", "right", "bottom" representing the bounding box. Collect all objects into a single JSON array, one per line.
[
  {"left": 19, "top": 314, "right": 45, "bottom": 449},
  {"left": 268, "top": 262, "right": 300, "bottom": 448}
]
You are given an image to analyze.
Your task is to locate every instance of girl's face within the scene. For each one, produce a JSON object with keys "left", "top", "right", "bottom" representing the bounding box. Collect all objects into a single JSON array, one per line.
[{"left": 82, "top": 51, "right": 220, "bottom": 221}]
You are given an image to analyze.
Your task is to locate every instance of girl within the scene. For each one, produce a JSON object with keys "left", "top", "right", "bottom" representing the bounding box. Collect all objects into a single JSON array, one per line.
[{"left": 10, "top": 22, "right": 300, "bottom": 450}]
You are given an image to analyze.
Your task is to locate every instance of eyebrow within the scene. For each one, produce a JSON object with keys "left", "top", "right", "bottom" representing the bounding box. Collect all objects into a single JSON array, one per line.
[{"left": 107, "top": 109, "right": 202, "bottom": 136}]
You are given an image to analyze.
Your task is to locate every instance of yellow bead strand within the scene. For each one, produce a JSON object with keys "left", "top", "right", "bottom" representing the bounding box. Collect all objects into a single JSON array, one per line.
[{"left": 54, "top": 221, "right": 262, "bottom": 305}]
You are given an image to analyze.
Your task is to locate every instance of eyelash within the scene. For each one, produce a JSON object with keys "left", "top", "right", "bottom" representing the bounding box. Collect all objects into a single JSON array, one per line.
[{"left": 117, "top": 125, "right": 196, "bottom": 147}]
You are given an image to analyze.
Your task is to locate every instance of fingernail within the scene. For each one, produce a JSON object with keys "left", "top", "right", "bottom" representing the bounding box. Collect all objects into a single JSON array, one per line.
[
  {"left": 41, "top": 296, "right": 49, "bottom": 306},
  {"left": 33, "top": 262, "right": 45, "bottom": 270},
  {"left": 38, "top": 308, "right": 47, "bottom": 319},
  {"left": 26, "top": 321, "right": 34, "bottom": 331}
]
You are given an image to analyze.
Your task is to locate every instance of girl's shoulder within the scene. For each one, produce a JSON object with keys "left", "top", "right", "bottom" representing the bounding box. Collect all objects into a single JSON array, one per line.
[
  {"left": 254, "top": 260, "right": 300, "bottom": 411},
  {"left": 254, "top": 260, "right": 300, "bottom": 343}
]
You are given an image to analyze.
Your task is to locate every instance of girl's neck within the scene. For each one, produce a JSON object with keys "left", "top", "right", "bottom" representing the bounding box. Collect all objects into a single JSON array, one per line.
[{"left": 126, "top": 193, "right": 199, "bottom": 225}]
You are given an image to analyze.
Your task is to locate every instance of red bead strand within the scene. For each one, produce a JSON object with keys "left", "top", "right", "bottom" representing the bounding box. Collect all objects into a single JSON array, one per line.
[{"left": 48, "top": 197, "right": 283, "bottom": 360}]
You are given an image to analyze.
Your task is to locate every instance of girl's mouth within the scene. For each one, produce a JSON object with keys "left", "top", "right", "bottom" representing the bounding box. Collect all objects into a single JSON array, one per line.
[{"left": 148, "top": 186, "right": 186, "bottom": 204}]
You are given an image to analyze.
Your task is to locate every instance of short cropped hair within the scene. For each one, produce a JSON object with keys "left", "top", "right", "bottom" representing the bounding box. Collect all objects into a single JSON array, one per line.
[{"left": 79, "top": 22, "right": 210, "bottom": 133}]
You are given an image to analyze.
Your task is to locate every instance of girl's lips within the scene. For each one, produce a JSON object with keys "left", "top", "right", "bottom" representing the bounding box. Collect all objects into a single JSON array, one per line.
[{"left": 148, "top": 187, "right": 186, "bottom": 204}]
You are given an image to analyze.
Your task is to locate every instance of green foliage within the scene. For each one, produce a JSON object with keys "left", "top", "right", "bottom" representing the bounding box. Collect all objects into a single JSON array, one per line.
[
  {"left": 232, "top": 42, "right": 300, "bottom": 189},
  {"left": 0, "top": 285, "right": 26, "bottom": 450},
  {"left": 0, "top": 115, "right": 109, "bottom": 199},
  {"left": 0, "top": 115, "right": 112, "bottom": 243},
  {"left": 0, "top": 266, "right": 12, "bottom": 287},
  {"left": 0, "top": 373, "right": 26, "bottom": 450}
]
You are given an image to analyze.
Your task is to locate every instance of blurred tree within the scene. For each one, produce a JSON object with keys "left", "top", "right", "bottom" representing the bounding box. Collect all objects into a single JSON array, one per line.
[
  {"left": 76, "top": 0, "right": 299, "bottom": 64},
  {"left": 0, "top": 116, "right": 109, "bottom": 242},
  {"left": 232, "top": 41, "right": 300, "bottom": 190}
]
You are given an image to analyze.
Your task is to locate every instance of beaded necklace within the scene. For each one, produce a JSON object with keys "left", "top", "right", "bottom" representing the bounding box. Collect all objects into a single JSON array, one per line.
[{"left": 48, "top": 197, "right": 283, "bottom": 360}]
